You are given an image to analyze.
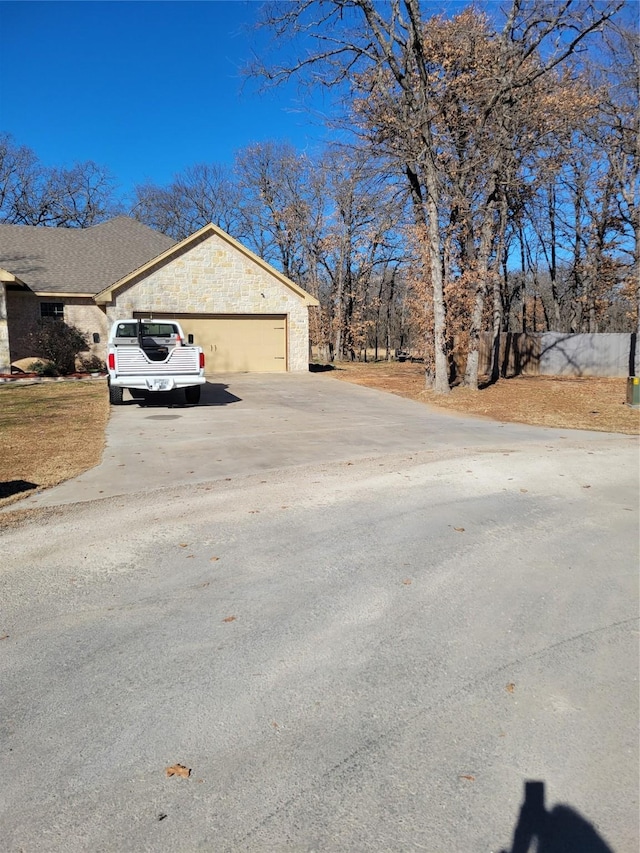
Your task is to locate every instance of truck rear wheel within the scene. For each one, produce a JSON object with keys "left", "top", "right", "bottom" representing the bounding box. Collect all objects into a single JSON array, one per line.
[
  {"left": 185, "top": 385, "right": 201, "bottom": 405},
  {"left": 108, "top": 383, "right": 124, "bottom": 405}
]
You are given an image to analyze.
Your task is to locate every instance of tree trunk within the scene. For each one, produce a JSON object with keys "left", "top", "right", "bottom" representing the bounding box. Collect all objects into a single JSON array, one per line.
[
  {"left": 385, "top": 270, "right": 396, "bottom": 362},
  {"left": 464, "top": 280, "right": 485, "bottom": 389},
  {"left": 464, "top": 192, "right": 496, "bottom": 390},
  {"left": 424, "top": 164, "right": 449, "bottom": 393},
  {"left": 519, "top": 224, "right": 527, "bottom": 333},
  {"left": 635, "top": 218, "right": 640, "bottom": 345},
  {"left": 490, "top": 193, "right": 509, "bottom": 383},
  {"left": 548, "top": 184, "right": 562, "bottom": 330},
  {"left": 569, "top": 173, "right": 585, "bottom": 333}
]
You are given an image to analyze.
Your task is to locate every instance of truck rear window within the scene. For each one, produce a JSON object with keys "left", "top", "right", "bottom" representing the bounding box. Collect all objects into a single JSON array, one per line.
[
  {"left": 141, "top": 323, "right": 177, "bottom": 337},
  {"left": 115, "top": 322, "right": 177, "bottom": 338},
  {"left": 115, "top": 322, "right": 138, "bottom": 338}
]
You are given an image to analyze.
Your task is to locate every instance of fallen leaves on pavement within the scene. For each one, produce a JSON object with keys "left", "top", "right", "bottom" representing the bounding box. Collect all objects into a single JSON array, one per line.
[{"left": 165, "top": 764, "right": 190, "bottom": 779}]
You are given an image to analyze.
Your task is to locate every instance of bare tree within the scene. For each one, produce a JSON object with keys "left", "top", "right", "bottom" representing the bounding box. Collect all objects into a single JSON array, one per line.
[
  {"left": 46, "top": 161, "right": 123, "bottom": 228},
  {"left": 131, "top": 162, "right": 241, "bottom": 240},
  {"left": 0, "top": 133, "right": 121, "bottom": 227},
  {"left": 0, "top": 133, "right": 41, "bottom": 222},
  {"left": 254, "top": 0, "right": 624, "bottom": 390},
  {"left": 518, "top": 20, "right": 638, "bottom": 338},
  {"left": 316, "top": 149, "right": 405, "bottom": 360},
  {"left": 597, "top": 21, "right": 639, "bottom": 337},
  {"left": 234, "top": 141, "right": 322, "bottom": 282}
]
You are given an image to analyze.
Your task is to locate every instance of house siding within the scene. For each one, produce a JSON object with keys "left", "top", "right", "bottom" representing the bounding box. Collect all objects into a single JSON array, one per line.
[
  {"left": 104, "top": 232, "right": 310, "bottom": 371},
  {"left": 64, "top": 300, "right": 109, "bottom": 360},
  {"left": 6, "top": 289, "right": 40, "bottom": 362},
  {"left": 0, "top": 285, "right": 9, "bottom": 372},
  {"left": 6, "top": 290, "right": 108, "bottom": 364}
]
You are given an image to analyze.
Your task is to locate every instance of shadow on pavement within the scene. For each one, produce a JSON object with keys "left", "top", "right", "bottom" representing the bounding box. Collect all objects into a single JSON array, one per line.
[
  {"left": 126, "top": 382, "right": 242, "bottom": 408},
  {"left": 199, "top": 382, "right": 242, "bottom": 406},
  {"left": 309, "top": 363, "right": 336, "bottom": 373},
  {"left": 500, "top": 781, "right": 613, "bottom": 853}
]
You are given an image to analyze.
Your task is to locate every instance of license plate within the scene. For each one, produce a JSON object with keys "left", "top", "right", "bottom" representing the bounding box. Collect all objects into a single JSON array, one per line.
[{"left": 148, "top": 378, "right": 172, "bottom": 391}]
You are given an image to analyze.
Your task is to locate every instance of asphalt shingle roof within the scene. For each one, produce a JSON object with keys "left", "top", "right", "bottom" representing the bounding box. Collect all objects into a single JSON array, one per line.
[{"left": 0, "top": 217, "right": 176, "bottom": 294}]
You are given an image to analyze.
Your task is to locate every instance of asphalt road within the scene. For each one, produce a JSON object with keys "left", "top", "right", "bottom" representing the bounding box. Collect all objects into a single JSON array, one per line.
[{"left": 1, "top": 374, "right": 638, "bottom": 852}]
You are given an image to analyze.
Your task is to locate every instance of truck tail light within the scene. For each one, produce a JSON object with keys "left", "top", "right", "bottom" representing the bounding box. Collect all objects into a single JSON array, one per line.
[
  {"left": 108, "top": 353, "right": 115, "bottom": 370},
  {"left": 199, "top": 352, "right": 205, "bottom": 369}
]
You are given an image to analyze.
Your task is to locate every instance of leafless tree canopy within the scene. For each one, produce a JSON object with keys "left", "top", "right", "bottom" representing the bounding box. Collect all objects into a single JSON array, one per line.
[
  {"left": 0, "top": 133, "right": 122, "bottom": 227},
  {"left": 131, "top": 163, "right": 242, "bottom": 240}
]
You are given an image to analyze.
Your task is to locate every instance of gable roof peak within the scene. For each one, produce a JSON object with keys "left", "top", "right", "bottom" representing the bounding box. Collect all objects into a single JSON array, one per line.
[{"left": 95, "top": 221, "right": 319, "bottom": 306}]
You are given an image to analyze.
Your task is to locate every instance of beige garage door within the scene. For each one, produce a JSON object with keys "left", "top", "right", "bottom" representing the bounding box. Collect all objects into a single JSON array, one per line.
[{"left": 136, "top": 314, "right": 287, "bottom": 373}]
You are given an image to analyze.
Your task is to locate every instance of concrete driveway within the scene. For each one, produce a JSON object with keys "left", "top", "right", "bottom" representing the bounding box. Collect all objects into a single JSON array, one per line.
[
  {"left": 22, "top": 372, "right": 638, "bottom": 507},
  {"left": 1, "top": 373, "right": 638, "bottom": 852}
]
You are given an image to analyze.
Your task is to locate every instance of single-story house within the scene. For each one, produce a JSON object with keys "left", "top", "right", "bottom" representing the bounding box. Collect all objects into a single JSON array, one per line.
[{"left": 0, "top": 216, "right": 318, "bottom": 374}]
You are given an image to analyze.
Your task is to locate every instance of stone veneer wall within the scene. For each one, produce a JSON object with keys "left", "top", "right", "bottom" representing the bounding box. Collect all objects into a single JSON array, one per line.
[{"left": 105, "top": 232, "right": 310, "bottom": 371}]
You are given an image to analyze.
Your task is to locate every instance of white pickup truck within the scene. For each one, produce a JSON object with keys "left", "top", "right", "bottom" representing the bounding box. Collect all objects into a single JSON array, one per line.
[{"left": 106, "top": 319, "right": 205, "bottom": 405}]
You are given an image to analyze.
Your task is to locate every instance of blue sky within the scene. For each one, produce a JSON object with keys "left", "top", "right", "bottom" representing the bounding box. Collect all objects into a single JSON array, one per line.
[
  {"left": 2, "top": 0, "right": 635, "bottom": 205},
  {"left": 0, "top": 1, "right": 334, "bottom": 198}
]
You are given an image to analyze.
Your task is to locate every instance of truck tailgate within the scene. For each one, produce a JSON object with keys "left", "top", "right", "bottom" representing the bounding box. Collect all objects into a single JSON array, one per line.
[{"left": 114, "top": 348, "right": 200, "bottom": 375}]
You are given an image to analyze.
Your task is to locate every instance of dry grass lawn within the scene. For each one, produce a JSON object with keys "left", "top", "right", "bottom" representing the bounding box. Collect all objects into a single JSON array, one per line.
[
  {"left": 332, "top": 361, "right": 640, "bottom": 435},
  {"left": 0, "top": 381, "right": 109, "bottom": 508}
]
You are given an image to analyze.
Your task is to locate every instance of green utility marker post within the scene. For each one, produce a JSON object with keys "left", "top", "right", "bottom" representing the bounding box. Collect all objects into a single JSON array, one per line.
[{"left": 627, "top": 376, "right": 640, "bottom": 408}]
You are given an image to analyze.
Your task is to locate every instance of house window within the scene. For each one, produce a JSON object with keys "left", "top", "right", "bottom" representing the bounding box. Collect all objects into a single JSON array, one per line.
[{"left": 40, "top": 302, "right": 64, "bottom": 319}]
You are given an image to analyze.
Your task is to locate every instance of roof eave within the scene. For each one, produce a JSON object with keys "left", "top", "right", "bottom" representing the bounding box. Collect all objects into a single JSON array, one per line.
[
  {"left": 33, "top": 291, "right": 97, "bottom": 298},
  {"left": 0, "top": 267, "right": 28, "bottom": 287}
]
